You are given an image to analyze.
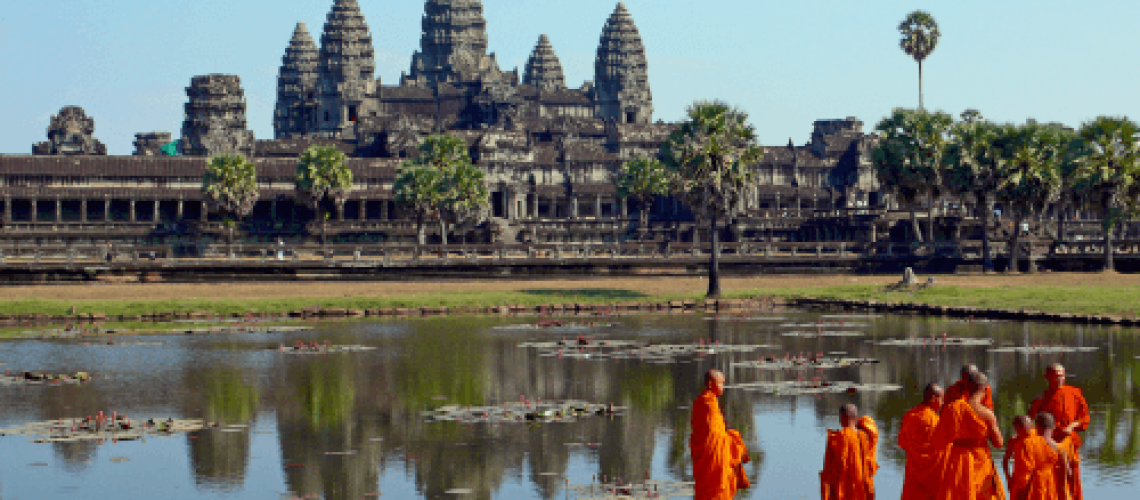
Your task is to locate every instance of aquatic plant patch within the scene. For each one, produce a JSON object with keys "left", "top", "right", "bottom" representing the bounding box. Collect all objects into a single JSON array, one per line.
[
  {"left": 875, "top": 337, "right": 993, "bottom": 347},
  {"left": 780, "top": 331, "right": 865, "bottom": 337},
  {"left": 0, "top": 416, "right": 206, "bottom": 442},
  {"left": 725, "top": 380, "right": 903, "bottom": 395},
  {"left": 423, "top": 400, "right": 626, "bottom": 424},
  {"left": 568, "top": 478, "right": 695, "bottom": 499},
  {"left": 733, "top": 356, "right": 881, "bottom": 370},
  {"left": 987, "top": 346, "right": 1100, "bottom": 354}
]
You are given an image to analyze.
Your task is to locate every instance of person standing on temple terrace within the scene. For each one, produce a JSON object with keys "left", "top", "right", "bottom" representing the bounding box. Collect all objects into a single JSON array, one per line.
[
  {"left": 929, "top": 371, "right": 1005, "bottom": 500},
  {"left": 945, "top": 364, "right": 994, "bottom": 410},
  {"left": 690, "top": 369, "right": 750, "bottom": 499},
  {"left": 819, "top": 404, "right": 879, "bottom": 500},
  {"left": 899, "top": 383, "right": 945, "bottom": 500},
  {"left": 1027, "top": 363, "right": 1088, "bottom": 500}
]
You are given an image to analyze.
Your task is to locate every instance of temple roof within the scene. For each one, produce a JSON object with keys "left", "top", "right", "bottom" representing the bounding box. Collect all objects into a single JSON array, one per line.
[
  {"left": 523, "top": 35, "right": 566, "bottom": 91},
  {"left": 594, "top": 2, "right": 650, "bottom": 99},
  {"left": 318, "top": 0, "right": 376, "bottom": 87}
]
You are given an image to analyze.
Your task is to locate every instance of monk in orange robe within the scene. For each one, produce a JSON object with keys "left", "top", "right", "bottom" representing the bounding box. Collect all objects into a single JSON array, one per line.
[
  {"left": 930, "top": 371, "right": 1005, "bottom": 500},
  {"left": 690, "top": 369, "right": 750, "bottom": 500},
  {"left": 820, "top": 404, "right": 879, "bottom": 500},
  {"left": 1027, "top": 364, "right": 1088, "bottom": 500},
  {"left": 1008, "top": 412, "right": 1071, "bottom": 500},
  {"left": 900, "top": 383, "right": 945, "bottom": 500},
  {"left": 945, "top": 364, "right": 994, "bottom": 410},
  {"left": 1002, "top": 416, "right": 1037, "bottom": 499}
]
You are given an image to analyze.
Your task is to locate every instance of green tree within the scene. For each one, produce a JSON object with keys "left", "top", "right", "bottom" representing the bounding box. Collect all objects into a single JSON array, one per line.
[
  {"left": 395, "top": 134, "right": 489, "bottom": 246},
  {"left": 947, "top": 111, "right": 1003, "bottom": 271},
  {"left": 662, "top": 100, "right": 763, "bottom": 297},
  {"left": 202, "top": 153, "right": 259, "bottom": 247},
  {"left": 898, "top": 10, "right": 941, "bottom": 110},
  {"left": 1054, "top": 128, "right": 1088, "bottom": 247},
  {"left": 994, "top": 123, "right": 1064, "bottom": 273},
  {"left": 616, "top": 157, "right": 671, "bottom": 241},
  {"left": 872, "top": 108, "right": 955, "bottom": 245},
  {"left": 295, "top": 146, "right": 353, "bottom": 245},
  {"left": 1075, "top": 116, "right": 1140, "bottom": 272}
]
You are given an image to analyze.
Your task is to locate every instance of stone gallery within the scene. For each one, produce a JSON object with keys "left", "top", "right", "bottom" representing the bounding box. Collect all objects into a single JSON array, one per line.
[{"left": 2, "top": 0, "right": 881, "bottom": 251}]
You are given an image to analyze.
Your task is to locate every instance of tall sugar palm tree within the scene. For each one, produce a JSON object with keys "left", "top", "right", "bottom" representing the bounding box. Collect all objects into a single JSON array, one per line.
[
  {"left": 872, "top": 108, "right": 954, "bottom": 245},
  {"left": 898, "top": 10, "right": 941, "bottom": 110},
  {"left": 947, "top": 112, "right": 1003, "bottom": 271},
  {"left": 662, "top": 100, "right": 764, "bottom": 297},
  {"left": 1075, "top": 116, "right": 1140, "bottom": 272},
  {"left": 202, "top": 153, "right": 259, "bottom": 247},
  {"left": 994, "top": 123, "right": 1064, "bottom": 273},
  {"left": 616, "top": 157, "right": 672, "bottom": 241},
  {"left": 295, "top": 145, "right": 353, "bottom": 245}
]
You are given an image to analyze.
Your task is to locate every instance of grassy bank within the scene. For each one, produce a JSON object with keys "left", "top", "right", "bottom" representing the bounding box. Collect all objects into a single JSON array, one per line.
[{"left": 726, "top": 283, "right": 1140, "bottom": 318}]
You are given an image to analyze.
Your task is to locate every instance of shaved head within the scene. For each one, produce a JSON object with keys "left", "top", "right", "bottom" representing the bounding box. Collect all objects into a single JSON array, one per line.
[
  {"left": 960, "top": 364, "right": 978, "bottom": 378},
  {"left": 1046, "top": 363, "right": 1065, "bottom": 375},
  {"left": 967, "top": 371, "right": 989, "bottom": 395},
  {"left": 1035, "top": 412, "right": 1056, "bottom": 430},
  {"left": 1045, "top": 363, "right": 1067, "bottom": 390},
  {"left": 705, "top": 369, "right": 724, "bottom": 385},
  {"left": 704, "top": 369, "right": 725, "bottom": 396},
  {"left": 1013, "top": 415, "right": 1032, "bottom": 431},
  {"left": 923, "top": 383, "right": 945, "bottom": 410},
  {"left": 840, "top": 404, "right": 859, "bottom": 423}
]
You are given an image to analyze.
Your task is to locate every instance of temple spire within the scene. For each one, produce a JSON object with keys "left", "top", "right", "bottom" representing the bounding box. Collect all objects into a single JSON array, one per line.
[
  {"left": 404, "top": 0, "right": 507, "bottom": 88},
  {"left": 594, "top": 2, "right": 653, "bottom": 124},
  {"left": 274, "top": 22, "right": 319, "bottom": 139},
  {"left": 523, "top": 34, "right": 566, "bottom": 91},
  {"left": 315, "top": 0, "right": 377, "bottom": 136}
]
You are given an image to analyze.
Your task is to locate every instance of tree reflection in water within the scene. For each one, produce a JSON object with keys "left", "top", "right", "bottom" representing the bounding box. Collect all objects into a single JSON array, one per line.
[{"left": 184, "top": 366, "right": 259, "bottom": 491}]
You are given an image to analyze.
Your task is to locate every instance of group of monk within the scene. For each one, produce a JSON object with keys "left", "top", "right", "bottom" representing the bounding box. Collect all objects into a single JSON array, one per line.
[{"left": 688, "top": 362, "right": 1090, "bottom": 500}]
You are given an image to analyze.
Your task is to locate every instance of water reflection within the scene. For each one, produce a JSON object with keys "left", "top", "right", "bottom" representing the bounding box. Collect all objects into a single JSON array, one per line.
[{"left": 0, "top": 311, "right": 1138, "bottom": 498}]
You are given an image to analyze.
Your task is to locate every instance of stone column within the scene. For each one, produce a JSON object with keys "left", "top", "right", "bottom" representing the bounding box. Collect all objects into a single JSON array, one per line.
[
  {"left": 621, "top": 197, "right": 629, "bottom": 218},
  {"left": 201, "top": 201, "right": 208, "bottom": 222},
  {"left": 55, "top": 199, "right": 62, "bottom": 222},
  {"left": 152, "top": 200, "right": 159, "bottom": 222},
  {"left": 571, "top": 196, "right": 579, "bottom": 219},
  {"left": 381, "top": 200, "right": 389, "bottom": 220},
  {"left": 80, "top": 199, "right": 88, "bottom": 223},
  {"left": 103, "top": 199, "right": 110, "bottom": 222},
  {"left": 31, "top": 198, "right": 37, "bottom": 222},
  {"left": 3, "top": 197, "right": 10, "bottom": 223},
  {"left": 594, "top": 196, "right": 602, "bottom": 219},
  {"left": 129, "top": 199, "right": 137, "bottom": 222},
  {"left": 336, "top": 203, "right": 344, "bottom": 221},
  {"left": 176, "top": 200, "right": 184, "bottom": 220},
  {"left": 531, "top": 193, "right": 538, "bottom": 219},
  {"left": 359, "top": 199, "right": 366, "bottom": 221}
]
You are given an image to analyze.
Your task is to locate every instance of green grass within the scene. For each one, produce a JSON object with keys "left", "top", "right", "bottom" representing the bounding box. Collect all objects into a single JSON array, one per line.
[
  {"left": 0, "top": 289, "right": 704, "bottom": 319},
  {"left": 0, "top": 319, "right": 303, "bottom": 340},
  {"left": 724, "top": 284, "right": 1140, "bottom": 317}
]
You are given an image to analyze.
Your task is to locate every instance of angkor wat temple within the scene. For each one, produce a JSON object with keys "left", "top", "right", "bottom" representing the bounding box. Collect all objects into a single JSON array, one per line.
[{"left": 2, "top": 0, "right": 885, "bottom": 252}]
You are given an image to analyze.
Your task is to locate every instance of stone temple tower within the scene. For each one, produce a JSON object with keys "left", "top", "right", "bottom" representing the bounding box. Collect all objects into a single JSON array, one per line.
[
  {"left": 522, "top": 35, "right": 566, "bottom": 91},
  {"left": 315, "top": 0, "right": 377, "bottom": 138},
  {"left": 593, "top": 2, "right": 653, "bottom": 124},
  {"left": 274, "top": 22, "right": 320, "bottom": 139},
  {"left": 403, "top": 0, "right": 509, "bottom": 88},
  {"left": 179, "top": 74, "right": 255, "bottom": 157}
]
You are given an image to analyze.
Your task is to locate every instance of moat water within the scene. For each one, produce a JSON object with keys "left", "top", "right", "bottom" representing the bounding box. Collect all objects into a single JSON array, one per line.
[{"left": 1, "top": 312, "right": 1137, "bottom": 499}]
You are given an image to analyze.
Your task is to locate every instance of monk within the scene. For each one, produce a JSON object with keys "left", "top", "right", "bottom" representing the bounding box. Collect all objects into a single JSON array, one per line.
[
  {"left": 899, "top": 383, "right": 945, "bottom": 500},
  {"left": 930, "top": 371, "right": 1005, "bottom": 500},
  {"left": 690, "top": 369, "right": 750, "bottom": 500},
  {"left": 1002, "top": 416, "right": 1035, "bottom": 499},
  {"left": 1027, "top": 363, "right": 1089, "bottom": 500},
  {"left": 1008, "top": 412, "right": 1071, "bottom": 500},
  {"left": 945, "top": 364, "right": 995, "bottom": 410},
  {"left": 820, "top": 404, "right": 879, "bottom": 500}
]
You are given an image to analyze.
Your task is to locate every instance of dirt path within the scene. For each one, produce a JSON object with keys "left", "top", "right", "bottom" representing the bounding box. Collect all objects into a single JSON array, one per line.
[{"left": 0, "top": 272, "right": 1133, "bottom": 302}]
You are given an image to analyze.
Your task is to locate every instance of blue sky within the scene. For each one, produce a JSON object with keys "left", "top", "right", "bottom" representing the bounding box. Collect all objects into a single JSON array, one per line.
[{"left": 2, "top": 0, "right": 1138, "bottom": 155}]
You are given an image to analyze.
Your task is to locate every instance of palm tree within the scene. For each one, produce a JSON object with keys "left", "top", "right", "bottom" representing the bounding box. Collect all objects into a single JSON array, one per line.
[
  {"left": 662, "top": 100, "right": 763, "bottom": 297},
  {"left": 395, "top": 134, "right": 488, "bottom": 246},
  {"left": 1052, "top": 127, "right": 1086, "bottom": 249},
  {"left": 947, "top": 111, "right": 1003, "bottom": 271},
  {"left": 1075, "top": 116, "right": 1140, "bottom": 272},
  {"left": 898, "top": 10, "right": 941, "bottom": 110},
  {"left": 295, "top": 146, "right": 353, "bottom": 245},
  {"left": 872, "top": 108, "right": 954, "bottom": 246},
  {"left": 616, "top": 157, "right": 671, "bottom": 241},
  {"left": 202, "top": 153, "right": 259, "bottom": 249},
  {"left": 994, "top": 123, "right": 1064, "bottom": 273}
]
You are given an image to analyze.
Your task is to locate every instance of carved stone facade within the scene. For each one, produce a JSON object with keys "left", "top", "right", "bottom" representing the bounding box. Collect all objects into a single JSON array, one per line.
[
  {"left": 314, "top": 0, "right": 377, "bottom": 138},
  {"left": 273, "top": 22, "right": 320, "bottom": 139},
  {"left": 179, "top": 74, "right": 256, "bottom": 157},
  {"left": 133, "top": 132, "right": 172, "bottom": 156},
  {"left": 592, "top": 3, "right": 653, "bottom": 125},
  {"left": 522, "top": 35, "right": 566, "bottom": 91},
  {"left": 32, "top": 106, "right": 107, "bottom": 156}
]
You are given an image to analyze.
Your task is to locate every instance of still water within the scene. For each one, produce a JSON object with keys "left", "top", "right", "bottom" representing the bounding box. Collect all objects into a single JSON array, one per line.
[{"left": 0, "top": 311, "right": 1137, "bottom": 499}]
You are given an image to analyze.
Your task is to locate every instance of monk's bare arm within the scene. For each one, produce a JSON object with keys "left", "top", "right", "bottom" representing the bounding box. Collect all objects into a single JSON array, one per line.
[
  {"left": 982, "top": 409, "right": 1004, "bottom": 449},
  {"left": 1002, "top": 444, "right": 1014, "bottom": 480}
]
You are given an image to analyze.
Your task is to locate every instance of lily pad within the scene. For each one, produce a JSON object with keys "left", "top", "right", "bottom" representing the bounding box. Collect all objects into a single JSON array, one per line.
[
  {"left": 987, "top": 346, "right": 1100, "bottom": 354},
  {"left": 876, "top": 337, "right": 993, "bottom": 347},
  {"left": 733, "top": 357, "right": 881, "bottom": 370},
  {"left": 781, "top": 331, "right": 864, "bottom": 337},
  {"left": 424, "top": 400, "right": 626, "bottom": 424},
  {"left": 725, "top": 380, "right": 903, "bottom": 395}
]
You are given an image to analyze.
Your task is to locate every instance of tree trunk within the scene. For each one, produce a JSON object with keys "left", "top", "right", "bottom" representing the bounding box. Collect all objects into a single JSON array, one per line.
[
  {"left": 639, "top": 196, "right": 650, "bottom": 242},
  {"left": 981, "top": 196, "right": 994, "bottom": 273},
  {"left": 707, "top": 216, "right": 721, "bottom": 298},
  {"left": 1104, "top": 202, "right": 1115, "bottom": 272},
  {"left": 416, "top": 214, "right": 426, "bottom": 246},
  {"left": 439, "top": 219, "right": 448, "bottom": 247},
  {"left": 918, "top": 60, "right": 924, "bottom": 111},
  {"left": 1008, "top": 215, "right": 1023, "bottom": 273},
  {"left": 926, "top": 191, "right": 936, "bottom": 247},
  {"left": 910, "top": 207, "right": 924, "bottom": 243}
]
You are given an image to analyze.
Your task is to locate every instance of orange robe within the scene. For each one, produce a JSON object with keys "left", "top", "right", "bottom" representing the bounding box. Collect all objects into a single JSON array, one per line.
[
  {"left": 1003, "top": 431, "right": 1034, "bottom": 500},
  {"left": 1028, "top": 387, "right": 1089, "bottom": 500},
  {"left": 690, "top": 389, "right": 750, "bottom": 500},
  {"left": 899, "top": 403, "right": 942, "bottom": 500},
  {"left": 945, "top": 380, "right": 995, "bottom": 410},
  {"left": 1010, "top": 435, "right": 1067, "bottom": 500},
  {"left": 820, "top": 417, "right": 879, "bottom": 500},
  {"left": 930, "top": 400, "right": 1006, "bottom": 500}
]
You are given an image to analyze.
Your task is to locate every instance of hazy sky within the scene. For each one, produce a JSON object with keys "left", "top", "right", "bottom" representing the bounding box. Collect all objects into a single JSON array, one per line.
[{"left": 3, "top": 0, "right": 1138, "bottom": 155}]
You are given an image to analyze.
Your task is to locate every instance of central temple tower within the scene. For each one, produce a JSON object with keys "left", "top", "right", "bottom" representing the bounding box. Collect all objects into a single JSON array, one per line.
[
  {"left": 403, "top": 0, "right": 511, "bottom": 88},
  {"left": 314, "top": 0, "right": 377, "bottom": 138},
  {"left": 593, "top": 2, "right": 653, "bottom": 124}
]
